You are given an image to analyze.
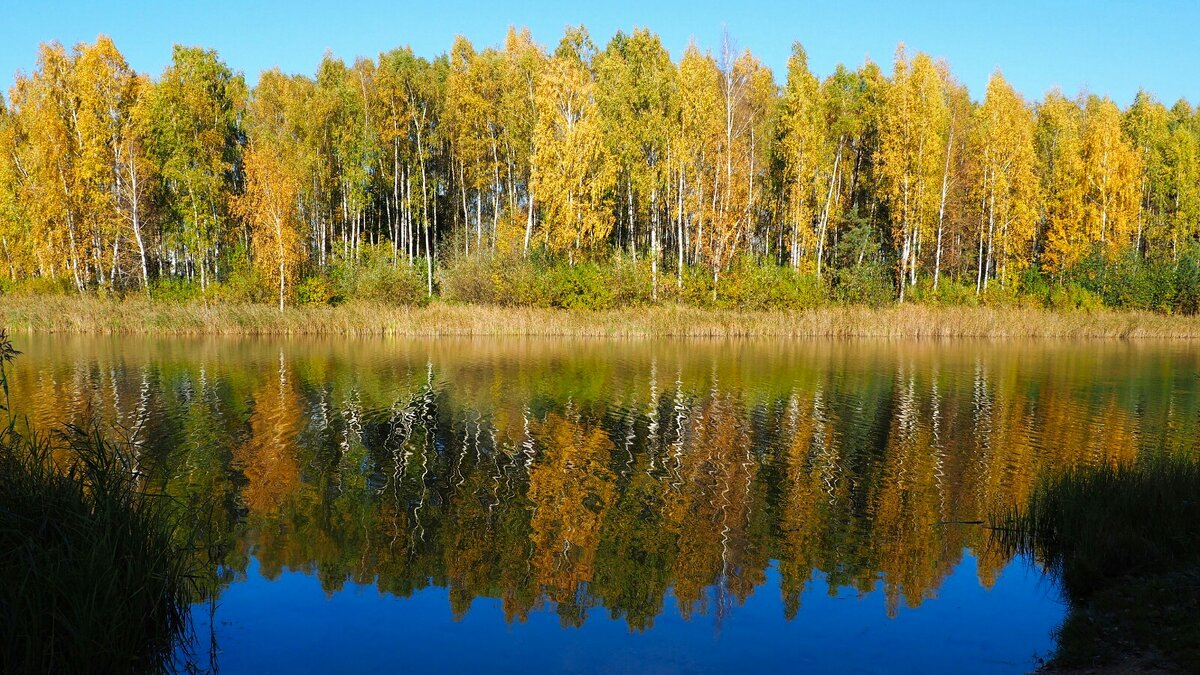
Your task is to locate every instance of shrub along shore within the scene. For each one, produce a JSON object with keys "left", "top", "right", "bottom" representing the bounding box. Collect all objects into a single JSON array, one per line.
[{"left": 7, "top": 293, "right": 1200, "bottom": 338}]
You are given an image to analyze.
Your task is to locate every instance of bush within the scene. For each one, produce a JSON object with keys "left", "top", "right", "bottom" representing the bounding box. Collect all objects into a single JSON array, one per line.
[
  {"left": 1174, "top": 254, "right": 1200, "bottom": 315},
  {"left": 707, "top": 258, "right": 827, "bottom": 310},
  {"left": 979, "top": 281, "right": 1021, "bottom": 307},
  {"left": 833, "top": 262, "right": 894, "bottom": 307},
  {"left": 440, "top": 251, "right": 653, "bottom": 309},
  {"left": 441, "top": 252, "right": 834, "bottom": 311},
  {"left": 295, "top": 275, "right": 338, "bottom": 305},
  {"left": 909, "top": 278, "right": 979, "bottom": 307},
  {"left": 331, "top": 246, "right": 430, "bottom": 306},
  {"left": 438, "top": 251, "right": 536, "bottom": 306},
  {"left": 1066, "top": 250, "right": 1174, "bottom": 312},
  {"left": 213, "top": 262, "right": 269, "bottom": 304},
  {"left": 148, "top": 276, "right": 206, "bottom": 303},
  {"left": 0, "top": 276, "right": 76, "bottom": 297},
  {"left": 539, "top": 261, "right": 618, "bottom": 309},
  {"left": 1045, "top": 282, "right": 1105, "bottom": 312}
]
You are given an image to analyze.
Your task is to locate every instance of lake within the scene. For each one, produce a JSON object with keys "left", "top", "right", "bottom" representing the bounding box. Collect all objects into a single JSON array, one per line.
[{"left": 11, "top": 336, "right": 1199, "bottom": 673}]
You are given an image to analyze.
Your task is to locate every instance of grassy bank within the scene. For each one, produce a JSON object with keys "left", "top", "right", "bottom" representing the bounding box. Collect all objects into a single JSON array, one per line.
[
  {"left": 7, "top": 294, "right": 1200, "bottom": 338},
  {"left": 0, "top": 429, "right": 198, "bottom": 672},
  {"left": 995, "top": 459, "right": 1200, "bottom": 671},
  {"left": 0, "top": 334, "right": 198, "bottom": 672}
]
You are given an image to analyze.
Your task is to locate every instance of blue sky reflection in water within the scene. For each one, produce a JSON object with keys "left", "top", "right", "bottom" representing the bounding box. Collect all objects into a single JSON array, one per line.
[
  {"left": 10, "top": 336, "right": 1188, "bottom": 673},
  {"left": 194, "top": 554, "right": 1060, "bottom": 673}
]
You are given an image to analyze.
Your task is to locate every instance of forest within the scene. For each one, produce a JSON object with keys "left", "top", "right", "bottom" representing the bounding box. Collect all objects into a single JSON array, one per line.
[{"left": 1, "top": 26, "right": 1199, "bottom": 312}]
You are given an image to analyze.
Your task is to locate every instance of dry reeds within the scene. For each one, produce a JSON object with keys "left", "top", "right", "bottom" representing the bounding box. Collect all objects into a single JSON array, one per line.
[{"left": 7, "top": 295, "right": 1200, "bottom": 338}]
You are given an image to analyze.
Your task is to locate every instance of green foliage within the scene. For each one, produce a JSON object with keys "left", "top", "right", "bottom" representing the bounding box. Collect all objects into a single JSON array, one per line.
[
  {"left": 295, "top": 275, "right": 338, "bottom": 305},
  {"left": 908, "top": 278, "right": 980, "bottom": 307},
  {"left": 539, "top": 261, "right": 619, "bottom": 309},
  {"left": 441, "top": 251, "right": 831, "bottom": 311},
  {"left": 832, "top": 262, "right": 894, "bottom": 307},
  {"left": 148, "top": 276, "right": 208, "bottom": 303},
  {"left": 1063, "top": 249, "right": 1200, "bottom": 314},
  {"left": 0, "top": 276, "right": 76, "bottom": 297},
  {"left": 704, "top": 257, "right": 828, "bottom": 310},
  {"left": 439, "top": 251, "right": 633, "bottom": 309},
  {"left": 213, "top": 259, "right": 269, "bottom": 304},
  {"left": 329, "top": 246, "right": 429, "bottom": 306},
  {"left": 1174, "top": 253, "right": 1200, "bottom": 315},
  {"left": 1044, "top": 283, "right": 1105, "bottom": 312}
]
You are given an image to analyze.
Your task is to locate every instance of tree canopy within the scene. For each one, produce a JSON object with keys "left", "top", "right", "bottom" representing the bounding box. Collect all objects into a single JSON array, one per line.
[{"left": 1, "top": 29, "right": 1197, "bottom": 307}]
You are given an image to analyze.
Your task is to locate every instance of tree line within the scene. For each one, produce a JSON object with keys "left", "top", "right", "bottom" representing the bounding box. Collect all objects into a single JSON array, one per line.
[{"left": 1, "top": 27, "right": 1198, "bottom": 309}]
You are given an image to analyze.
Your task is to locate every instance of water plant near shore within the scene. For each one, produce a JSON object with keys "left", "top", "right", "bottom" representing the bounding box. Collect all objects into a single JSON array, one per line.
[
  {"left": 0, "top": 331, "right": 198, "bottom": 673},
  {"left": 995, "top": 458, "right": 1200, "bottom": 670}
]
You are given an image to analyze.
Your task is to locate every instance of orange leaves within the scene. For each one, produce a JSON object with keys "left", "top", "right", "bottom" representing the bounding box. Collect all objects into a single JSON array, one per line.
[
  {"left": 527, "top": 411, "right": 616, "bottom": 602},
  {"left": 238, "top": 143, "right": 304, "bottom": 310}
]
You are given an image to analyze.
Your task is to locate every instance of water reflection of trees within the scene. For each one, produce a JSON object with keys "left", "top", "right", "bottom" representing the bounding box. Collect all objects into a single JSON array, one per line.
[{"left": 9, "top": 339, "right": 1199, "bottom": 629}]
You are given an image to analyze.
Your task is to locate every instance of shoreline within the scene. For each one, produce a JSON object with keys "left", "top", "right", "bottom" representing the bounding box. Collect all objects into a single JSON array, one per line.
[{"left": 6, "top": 295, "right": 1200, "bottom": 338}]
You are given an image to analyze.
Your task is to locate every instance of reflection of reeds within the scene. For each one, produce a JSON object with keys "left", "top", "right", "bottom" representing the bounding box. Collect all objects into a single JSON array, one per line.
[
  {"left": 0, "top": 426, "right": 199, "bottom": 673},
  {"left": 9, "top": 294, "right": 1200, "bottom": 337},
  {"left": 994, "top": 457, "right": 1200, "bottom": 599}
]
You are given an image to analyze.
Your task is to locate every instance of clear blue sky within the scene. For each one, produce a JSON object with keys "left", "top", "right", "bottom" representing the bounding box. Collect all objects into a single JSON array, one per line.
[{"left": 1, "top": 0, "right": 1196, "bottom": 106}]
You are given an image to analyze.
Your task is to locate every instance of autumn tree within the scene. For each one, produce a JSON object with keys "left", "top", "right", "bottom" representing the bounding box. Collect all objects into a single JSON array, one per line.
[
  {"left": 1036, "top": 91, "right": 1087, "bottom": 273},
  {"left": 701, "top": 36, "right": 775, "bottom": 296},
  {"left": 377, "top": 46, "right": 445, "bottom": 291},
  {"left": 595, "top": 28, "right": 676, "bottom": 296},
  {"left": 531, "top": 26, "right": 615, "bottom": 258},
  {"left": 1081, "top": 95, "right": 1143, "bottom": 257},
  {"left": 818, "top": 61, "right": 887, "bottom": 273},
  {"left": 0, "top": 28, "right": 1197, "bottom": 309},
  {"left": 778, "top": 43, "right": 826, "bottom": 273},
  {"left": 969, "top": 72, "right": 1038, "bottom": 289},
  {"left": 0, "top": 98, "right": 28, "bottom": 281},
  {"left": 501, "top": 28, "right": 545, "bottom": 253},
  {"left": 314, "top": 54, "right": 378, "bottom": 262},
  {"left": 1163, "top": 100, "right": 1200, "bottom": 258},
  {"left": 9, "top": 43, "right": 86, "bottom": 289},
  {"left": 1123, "top": 91, "right": 1170, "bottom": 257},
  {"left": 676, "top": 44, "right": 722, "bottom": 280},
  {"left": 241, "top": 69, "right": 307, "bottom": 311},
  {"left": 879, "top": 47, "right": 948, "bottom": 300},
  {"left": 445, "top": 37, "right": 506, "bottom": 254}
]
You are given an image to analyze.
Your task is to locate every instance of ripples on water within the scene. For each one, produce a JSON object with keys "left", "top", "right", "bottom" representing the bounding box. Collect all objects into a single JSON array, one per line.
[{"left": 11, "top": 336, "right": 1199, "bottom": 672}]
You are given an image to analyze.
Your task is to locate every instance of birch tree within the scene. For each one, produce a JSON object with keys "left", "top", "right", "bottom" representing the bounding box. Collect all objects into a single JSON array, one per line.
[
  {"left": 531, "top": 27, "right": 614, "bottom": 258},
  {"left": 969, "top": 72, "right": 1038, "bottom": 289},
  {"left": 879, "top": 47, "right": 947, "bottom": 300}
]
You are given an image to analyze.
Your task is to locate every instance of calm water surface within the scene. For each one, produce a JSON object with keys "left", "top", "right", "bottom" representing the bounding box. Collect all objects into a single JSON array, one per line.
[{"left": 12, "top": 336, "right": 1200, "bottom": 673}]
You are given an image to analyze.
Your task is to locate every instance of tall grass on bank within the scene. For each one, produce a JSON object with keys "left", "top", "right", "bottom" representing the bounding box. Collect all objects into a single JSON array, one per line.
[
  {"left": 996, "top": 458, "right": 1200, "bottom": 597},
  {"left": 0, "top": 331, "right": 197, "bottom": 672},
  {"left": 994, "top": 458, "right": 1200, "bottom": 669},
  {"left": 8, "top": 294, "right": 1200, "bottom": 338}
]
